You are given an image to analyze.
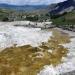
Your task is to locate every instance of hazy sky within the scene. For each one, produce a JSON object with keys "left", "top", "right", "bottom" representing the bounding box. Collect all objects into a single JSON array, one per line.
[{"left": 0, "top": 0, "right": 66, "bottom": 5}]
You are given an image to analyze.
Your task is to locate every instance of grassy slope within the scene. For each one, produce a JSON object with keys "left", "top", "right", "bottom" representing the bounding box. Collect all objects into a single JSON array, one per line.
[
  {"left": 0, "top": 9, "right": 8, "bottom": 20},
  {"left": 51, "top": 11, "right": 75, "bottom": 26},
  {"left": 0, "top": 9, "right": 17, "bottom": 21}
]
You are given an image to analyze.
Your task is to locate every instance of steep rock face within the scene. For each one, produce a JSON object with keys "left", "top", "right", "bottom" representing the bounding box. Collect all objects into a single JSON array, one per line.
[{"left": 50, "top": 0, "right": 75, "bottom": 15}]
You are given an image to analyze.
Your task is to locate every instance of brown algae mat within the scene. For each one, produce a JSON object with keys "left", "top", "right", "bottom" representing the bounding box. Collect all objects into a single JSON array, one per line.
[{"left": 0, "top": 30, "right": 70, "bottom": 75}]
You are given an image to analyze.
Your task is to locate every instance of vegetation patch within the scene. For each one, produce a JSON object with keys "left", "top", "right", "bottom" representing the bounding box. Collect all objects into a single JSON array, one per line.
[{"left": 51, "top": 11, "right": 75, "bottom": 27}]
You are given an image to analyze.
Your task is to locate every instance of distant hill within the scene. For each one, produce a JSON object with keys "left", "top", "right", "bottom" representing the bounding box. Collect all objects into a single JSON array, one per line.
[
  {"left": 49, "top": 0, "right": 75, "bottom": 26},
  {"left": 50, "top": 0, "right": 75, "bottom": 16},
  {"left": 0, "top": 3, "right": 48, "bottom": 11}
]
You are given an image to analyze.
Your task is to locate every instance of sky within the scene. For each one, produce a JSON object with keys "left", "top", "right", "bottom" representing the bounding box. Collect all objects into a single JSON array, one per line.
[{"left": 0, "top": 0, "right": 66, "bottom": 5}]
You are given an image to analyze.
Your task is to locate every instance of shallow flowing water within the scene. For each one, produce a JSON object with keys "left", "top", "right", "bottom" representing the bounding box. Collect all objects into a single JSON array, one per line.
[{"left": 0, "top": 22, "right": 75, "bottom": 75}]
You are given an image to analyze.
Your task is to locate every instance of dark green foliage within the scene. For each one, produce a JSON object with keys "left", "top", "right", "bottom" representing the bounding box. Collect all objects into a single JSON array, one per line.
[
  {"left": 2, "top": 17, "right": 9, "bottom": 21},
  {"left": 26, "top": 15, "right": 38, "bottom": 21}
]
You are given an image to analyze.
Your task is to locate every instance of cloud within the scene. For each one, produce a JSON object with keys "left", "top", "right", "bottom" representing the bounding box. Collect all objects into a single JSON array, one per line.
[{"left": 0, "top": 0, "right": 66, "bottom": 5}]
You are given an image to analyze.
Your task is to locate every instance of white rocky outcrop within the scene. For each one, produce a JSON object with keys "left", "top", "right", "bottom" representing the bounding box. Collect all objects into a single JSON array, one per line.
[{"left": 0, "top": 21, "right": 52, "bottom": 50}]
